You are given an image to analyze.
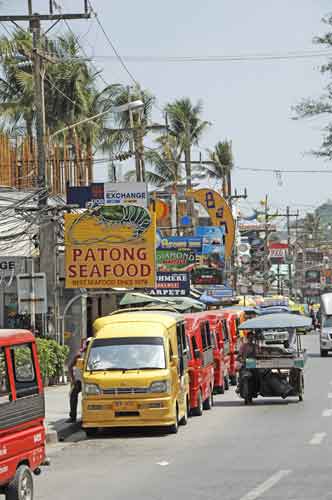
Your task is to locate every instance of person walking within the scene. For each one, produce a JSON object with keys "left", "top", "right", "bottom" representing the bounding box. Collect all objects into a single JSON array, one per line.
[{"left": 67, "top": 339, "right": 90, "bottom": 423}]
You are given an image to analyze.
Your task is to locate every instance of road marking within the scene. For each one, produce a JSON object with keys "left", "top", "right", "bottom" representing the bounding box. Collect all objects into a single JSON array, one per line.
[
  {"left": 322, "top": 409, "right": 332, "bottom": 417},
  {"left": 239, "top": 470, "right": 292, "bottom": 500},
  {"left": 156, "top": 461, "right": 169, "bottom": 467},
  {"left": 328, "top": 393, "right": 332, "bottom": 399},
  {"left": 309, "top": 432, "right": 327, "bottom": 445}
]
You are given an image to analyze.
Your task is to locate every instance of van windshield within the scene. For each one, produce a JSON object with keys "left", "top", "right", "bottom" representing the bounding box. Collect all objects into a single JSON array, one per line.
[{"left": 87, "top": 337, "right": 166, "bottom": 371}]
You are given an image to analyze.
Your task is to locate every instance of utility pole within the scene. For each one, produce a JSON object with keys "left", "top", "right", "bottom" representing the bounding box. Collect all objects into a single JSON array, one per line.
[{"left": 0, "top": 1, "right": 90, "bottom": 339}]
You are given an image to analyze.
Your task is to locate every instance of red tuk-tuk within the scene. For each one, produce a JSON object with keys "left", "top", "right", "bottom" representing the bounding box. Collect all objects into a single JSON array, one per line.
[
  {"left": 185, "top": 314, "right": 214, "bottom": 416},
  {"left": 221, "top": 311, "right": 242, "bottom": 385},
  {"left": 0, "top": 330, "right": 45, "bottom": 500},
  {"left": 204, "top": 312, "right": 230, "bottom": 394}
]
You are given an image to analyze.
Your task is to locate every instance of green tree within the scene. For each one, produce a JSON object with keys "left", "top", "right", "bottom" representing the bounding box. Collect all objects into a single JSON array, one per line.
[
  {"left": 165, "top": 98, "right": 210, "bottom": 221},
  {"left": 294, "top": 15, "right": 332, "bottom": 159},
  {"left": 206, "top": 140, "right": 234, "bottom": 199}
]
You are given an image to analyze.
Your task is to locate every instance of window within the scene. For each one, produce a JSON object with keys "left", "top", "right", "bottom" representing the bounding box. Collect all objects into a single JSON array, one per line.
[
  {"left": 0, "top": 349, "right": 9, "bottom": 405},
  {"left": 200, "top": 323, "right": 207, "bottom": 350},
  {"left": 206, "top": 323, "right": 212, "bottom": 348},
  {"left": 222, "top": 320, "right": 229, "bottom": 342},
  {"left": 11, "top": 344, "right": 38, "bottom": 398}
]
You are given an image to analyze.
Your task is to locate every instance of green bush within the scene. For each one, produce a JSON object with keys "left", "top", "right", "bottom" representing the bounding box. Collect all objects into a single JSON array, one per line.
[{"left": 36, "top": 339, "right": 69, "bottom": 385}]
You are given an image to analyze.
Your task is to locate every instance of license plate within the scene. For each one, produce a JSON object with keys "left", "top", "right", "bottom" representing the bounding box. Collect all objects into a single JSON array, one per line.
[{"left": 113, "top": 401, "right": 137, "bottom": 410}]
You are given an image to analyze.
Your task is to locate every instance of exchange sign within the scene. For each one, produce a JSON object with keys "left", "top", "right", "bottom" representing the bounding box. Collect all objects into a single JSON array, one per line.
[{"left": 65, "top": 205, "right": 156, "bottom": 289}]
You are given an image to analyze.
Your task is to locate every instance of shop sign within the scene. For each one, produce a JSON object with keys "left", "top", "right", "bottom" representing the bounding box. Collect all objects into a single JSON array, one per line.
[
  {"left": 104, "top": 182, "right": 147, "bottom": 207},
  {"left": 65, "top": 205, "right": 156, "bottom": 289},
  {"left": 305, "top": 270, "right": 321, "bottom": 283},
  {"left": 156, "top": 249, "right": 196, "bottom": 272},
  {"left": 186, "top": 189, "right": 235, "bottom": 257},
  {"left": 156, "top": 234, "right": 202, "bottom": 253},
  {"left": 149, "top": 272, "right": 190, "bottom": 297},
  {"left": 191, "top": 267, "right": 223, "bottom": 286}
]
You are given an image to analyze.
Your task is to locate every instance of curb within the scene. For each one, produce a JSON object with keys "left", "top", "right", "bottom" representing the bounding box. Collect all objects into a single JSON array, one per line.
[{"left": 46, "top": 421, "right": 81, "bottom": 444}]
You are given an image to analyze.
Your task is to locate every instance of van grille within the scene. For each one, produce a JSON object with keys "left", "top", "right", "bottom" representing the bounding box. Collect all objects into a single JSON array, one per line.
[{"left": 103, "top": 387, "right": 149, "bottom": 395}]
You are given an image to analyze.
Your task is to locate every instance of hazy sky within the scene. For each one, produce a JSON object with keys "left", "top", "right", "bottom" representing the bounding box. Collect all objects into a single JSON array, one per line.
[{"left": 2, "top": 0, "right": 332, "bottom": 214}]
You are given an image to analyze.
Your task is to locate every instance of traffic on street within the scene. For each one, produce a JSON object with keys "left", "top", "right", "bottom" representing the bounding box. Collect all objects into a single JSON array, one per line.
[{"left": 1, "top": 1, "right": 332, "bottom": 499}]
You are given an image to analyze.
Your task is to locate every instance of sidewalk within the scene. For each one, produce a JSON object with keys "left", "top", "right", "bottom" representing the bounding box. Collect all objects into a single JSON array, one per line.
[{"left": 44, "top": 384, "right": 81, "bottom": 443}]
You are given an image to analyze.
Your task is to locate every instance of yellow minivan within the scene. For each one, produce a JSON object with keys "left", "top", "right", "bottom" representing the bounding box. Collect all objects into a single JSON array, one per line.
[{"left": 81, "top": 310, "right": 190, "bottom": 436}]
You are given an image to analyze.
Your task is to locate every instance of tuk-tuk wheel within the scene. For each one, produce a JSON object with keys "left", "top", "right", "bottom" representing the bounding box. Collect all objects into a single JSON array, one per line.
[
  {"left": 6, "top": 465, "right": 33, "bottom": 500},
  {"left": 168, "top": 404, "right": 179, "bottom": 434}
]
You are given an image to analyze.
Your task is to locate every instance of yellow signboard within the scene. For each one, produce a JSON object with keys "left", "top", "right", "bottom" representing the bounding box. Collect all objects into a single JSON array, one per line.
[
  {"left": 186, "top": 189, "right": 235, "bottom": 257},
  {"left": 65, "top": 205, "right": 156, "bottom": 289}
]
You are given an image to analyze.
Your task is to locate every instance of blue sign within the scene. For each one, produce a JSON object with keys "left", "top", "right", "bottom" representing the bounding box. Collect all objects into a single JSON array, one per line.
[
  {"left": 157, "top": 233, "right": 202, "bottom": 253},
  {"left": 181, "top": 215, "right": 191, "bottom": 226},
  {"left": 66, "top": 183, "right": 105, "bottom": 208},
  {"left": 203, "top": 285, "right": 234, "bottom": 298},
  {"left": 195, "top": 226, "right": 225, "bottom": 259}
]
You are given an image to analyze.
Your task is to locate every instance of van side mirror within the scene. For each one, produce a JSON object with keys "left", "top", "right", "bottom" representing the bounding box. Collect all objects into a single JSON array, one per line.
[
  {"left": 76, "top": 358, "right": 84, "bottom": 370},
  {"left": 194, "top": 348, "right": 201, "bottom": 360}
]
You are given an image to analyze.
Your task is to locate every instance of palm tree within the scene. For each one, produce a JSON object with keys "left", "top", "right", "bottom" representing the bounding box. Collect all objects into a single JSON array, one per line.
[
  {"left": 108, "top": 85, "right": 155, "bottom": 181},
  {"left": 206, "top": 140, "right": 234, "bottom": 200},
  {"left": 165, "top": 98, "right": 210, "bottom": 222}
]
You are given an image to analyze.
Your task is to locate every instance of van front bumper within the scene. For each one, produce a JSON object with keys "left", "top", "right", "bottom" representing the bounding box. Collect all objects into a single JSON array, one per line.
[{"left": 82, "top": 396, "right": 176, "bottom": 428}]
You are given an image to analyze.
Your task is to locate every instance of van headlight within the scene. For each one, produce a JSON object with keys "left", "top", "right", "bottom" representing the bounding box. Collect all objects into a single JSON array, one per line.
[
  {"left": 149, "top": 380, "right": 170, "bottom": 393},
  {"left": 84, "top": 383, "right": 101, "bottom": 395}
]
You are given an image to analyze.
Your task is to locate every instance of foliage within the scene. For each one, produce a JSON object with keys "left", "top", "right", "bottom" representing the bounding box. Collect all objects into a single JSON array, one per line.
[
  {"left": 293, "top": 15, "right": 332, "bottom": 159},
  {"left": 206, "top": 140, "right": 234, "bottom": 196},
  {"left": 36, "top": 339, "right": 69, "bottom": 384}
]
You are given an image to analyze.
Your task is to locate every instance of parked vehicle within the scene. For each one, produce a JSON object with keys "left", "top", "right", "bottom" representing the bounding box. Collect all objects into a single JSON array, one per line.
[
  {"left": 204, "top": 312, "right": 229, "bottom": 394},
  {"left": 185, "top": 313, "right": 214, "bottom": 415},
  {"left": 320, "top": 293, "right": 332, "bottom": 356},
  {"left": 0, "top": 330, "right": 46, "bottom": 500},
  {"left": 221, "top": 310, "right": 244, "bottom": 385},
  {"left": 80, "top": 310, "right": 190, "bottom": 435}
]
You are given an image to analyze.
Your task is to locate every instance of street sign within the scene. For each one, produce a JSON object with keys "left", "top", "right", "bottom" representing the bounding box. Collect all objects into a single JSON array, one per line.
[{"left": 17, "top": 273, "right": 47, "bottom": 315}]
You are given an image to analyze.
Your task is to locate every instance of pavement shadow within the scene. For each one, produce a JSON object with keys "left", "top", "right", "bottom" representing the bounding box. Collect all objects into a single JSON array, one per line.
[
  {"left": 65, "top": 425, "right": 172, "bottom": 443},
  {"left": 214, "top": 398, "right": 299, "bottom": 408}
]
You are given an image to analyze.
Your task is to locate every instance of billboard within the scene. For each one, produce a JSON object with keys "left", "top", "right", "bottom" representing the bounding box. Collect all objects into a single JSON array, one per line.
[
  {"left": 156, "top": 249, "right": 196, "bottom": 272},
  {"left": 65, "top": 205, "right": 156, "bottom": 289},
  {"left": 186, "top": 189, "right": 235, "bottom": 257},
  {"left": 156, "top": 234, "right": 202, "bottom": 253},
  {"left": 66, "top": 182, "right": 148, "bottom": 208},
  {"left": 104, "top": 182, "right": 147, "bottom": 207},
  {"left": 149, "top": 272, "right": 190, "bottom": 297},
  {"left": 269, "top": 243, "right": 288, "bottom": 264}
]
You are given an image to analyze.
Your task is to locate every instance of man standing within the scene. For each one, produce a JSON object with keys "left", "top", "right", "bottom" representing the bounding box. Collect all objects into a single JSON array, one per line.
[{"left": 67, "top": 339, "right": 90, "bottom": 423}]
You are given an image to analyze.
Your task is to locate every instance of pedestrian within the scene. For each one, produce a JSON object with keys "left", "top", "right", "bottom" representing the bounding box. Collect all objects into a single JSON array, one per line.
[
  {"left": 309, "top": 305, "right": 317, "bottom": 330},
  {"left": 67, "top": 339, "right": 90, "bottom": 423}
]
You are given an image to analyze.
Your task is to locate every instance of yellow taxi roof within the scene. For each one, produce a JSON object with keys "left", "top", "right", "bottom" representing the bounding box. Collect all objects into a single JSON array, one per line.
[{"left": 94, "top": 310, "right": 182, "bottom": 339}]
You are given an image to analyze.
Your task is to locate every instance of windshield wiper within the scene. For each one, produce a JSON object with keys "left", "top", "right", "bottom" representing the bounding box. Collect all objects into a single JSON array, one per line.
[{"left": 137, "top": 366, "right": 163, "bottom": 370}]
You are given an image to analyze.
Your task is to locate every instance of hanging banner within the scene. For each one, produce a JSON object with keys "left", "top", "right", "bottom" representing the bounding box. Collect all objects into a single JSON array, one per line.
[
  {"left": 65, "top": 205, "right": 156, "bottom": 289},
  {"left": 156, "top": 233, "right": 202, "bottom": 253},
  {"left": 149, "top": 272, "right": 190, "bottom": 297},
  {"left": 186, "top": 189, "right": 235, "bottom": 257}
]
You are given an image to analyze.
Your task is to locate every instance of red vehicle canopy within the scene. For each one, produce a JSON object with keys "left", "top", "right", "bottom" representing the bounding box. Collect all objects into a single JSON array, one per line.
[{"left": 0, "top": 330, "right": 35, "bottom": 347}]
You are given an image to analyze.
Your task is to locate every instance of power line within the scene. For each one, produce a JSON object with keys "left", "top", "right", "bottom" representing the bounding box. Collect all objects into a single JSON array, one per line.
[
  {"left": 88, "top": 0, "right": 139, "bottom": 86},
  {"left": 235, "top": 167, "right": 332, "bottom": 174},
  {"left": 85, "top": 49, "right": 332, "bottom": 64}
]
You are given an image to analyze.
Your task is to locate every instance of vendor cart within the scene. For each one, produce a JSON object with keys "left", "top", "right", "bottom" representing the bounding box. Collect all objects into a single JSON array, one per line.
[{"left": 237, "top": 313, "right": 311, "bottom": 404}]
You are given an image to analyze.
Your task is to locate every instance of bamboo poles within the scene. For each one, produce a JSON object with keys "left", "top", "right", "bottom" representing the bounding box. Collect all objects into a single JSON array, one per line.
[{"left": 0, "top": 133, "right": 93, "bottom": 193}]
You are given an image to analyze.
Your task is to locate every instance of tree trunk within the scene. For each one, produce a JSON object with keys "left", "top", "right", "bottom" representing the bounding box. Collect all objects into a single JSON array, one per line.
[{"left": 226, "top": 169, "right": 232, "bottom": 206}]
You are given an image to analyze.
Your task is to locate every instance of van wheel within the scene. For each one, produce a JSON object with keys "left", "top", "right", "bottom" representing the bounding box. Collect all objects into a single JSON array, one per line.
[
  {"left": 168, "top": 405, "right": 179, "bottom": 434},
  {"left": 203, "top": 389, "right": 213, "bottom": 410},
  {"left": 191, "top": 390, "right": 203, "bottom": 417},
  {"left": 85, "top": 427, "right": 98, "bottom": 438},
  {"left": 6, "top": 465, "right": 33, "bottom": 500},
  {"left": 179, "top": 397, "right": 189, "bottom": 426}
]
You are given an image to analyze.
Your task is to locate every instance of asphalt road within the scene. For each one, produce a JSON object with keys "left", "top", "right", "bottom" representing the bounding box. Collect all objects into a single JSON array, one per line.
[{"left": 36, "top": 333, "right": 332, "bottom": 500}]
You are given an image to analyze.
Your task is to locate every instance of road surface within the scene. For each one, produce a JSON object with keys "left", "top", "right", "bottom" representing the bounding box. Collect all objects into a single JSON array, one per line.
[{"left": 36, "top": 333, "right": 332, "bottom": 500}]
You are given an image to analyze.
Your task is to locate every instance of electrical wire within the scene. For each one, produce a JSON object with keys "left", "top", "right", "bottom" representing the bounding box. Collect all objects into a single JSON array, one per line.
[
  {"left": 86, "top": 49, "right": 332, "bottom": 64},
  {"left": 235, "top": 167, "right": 332, "bottom": 173}
]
